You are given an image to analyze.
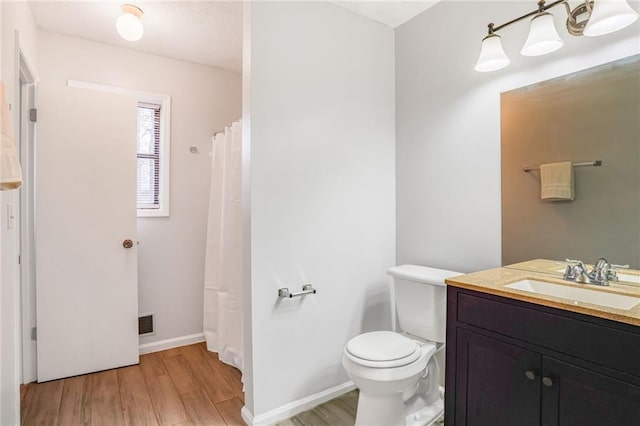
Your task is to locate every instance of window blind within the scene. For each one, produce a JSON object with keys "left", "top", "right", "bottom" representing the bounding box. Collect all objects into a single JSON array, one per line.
[{"left": 137, "top": 103, "right": 161, "bottom": 209}]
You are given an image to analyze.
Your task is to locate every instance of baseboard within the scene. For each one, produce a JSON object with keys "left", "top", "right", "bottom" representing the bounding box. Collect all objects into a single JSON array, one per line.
[
  {"left": 241, "top": 381, "right": 355, "bottom": 426},
  {"left": 138, "top": 332, "right": 205, "bottom": 355}
]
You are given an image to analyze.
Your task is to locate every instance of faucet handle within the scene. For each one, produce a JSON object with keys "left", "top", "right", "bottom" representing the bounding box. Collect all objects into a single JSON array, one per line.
[
  {"left": 605, "top": 268, "right": 619, "bottom": 282},
  {"left": 564, "top": 259, "right": 589, "bottom": 283},
  {"left": 565, "top": 259, "right": 586, "bottom": 270},
  {"left": 610, "top": 264, "right": 630, "bottom": 270},
  {"left": 606, "top": 264, "right": 629, "bottom": 282},
  {"left": 563, "top": 264, "right": 575, "bottom": 280}
]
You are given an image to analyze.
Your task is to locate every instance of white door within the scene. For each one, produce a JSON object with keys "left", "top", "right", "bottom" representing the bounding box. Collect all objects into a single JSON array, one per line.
[{"left": 36, "top": 82, "right": 139, "bottom": 382}]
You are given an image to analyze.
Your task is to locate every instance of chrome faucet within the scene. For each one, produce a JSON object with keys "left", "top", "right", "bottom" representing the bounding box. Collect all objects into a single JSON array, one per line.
[
  {"left": 564, "top": 259, "right": 589, "bottom": 283},
  {"left": 588, "top": 258, "right": 610, "bottom": 286},
  {"left": 563, "top": 258, "right": 630, "bottom": 286}
]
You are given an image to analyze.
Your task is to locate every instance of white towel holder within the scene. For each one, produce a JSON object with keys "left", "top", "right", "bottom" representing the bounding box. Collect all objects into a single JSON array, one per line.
[{"left": 278, "top": 284, "right": 316, "bottom": 298}]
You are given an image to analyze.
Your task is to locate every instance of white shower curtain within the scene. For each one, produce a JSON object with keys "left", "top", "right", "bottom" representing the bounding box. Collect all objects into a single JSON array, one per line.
[{"left": 203, "top": 119, "right": 243, "bottom": 373}]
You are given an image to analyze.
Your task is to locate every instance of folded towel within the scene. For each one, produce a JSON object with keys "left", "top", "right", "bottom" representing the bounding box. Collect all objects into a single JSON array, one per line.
[
  {"left": 0, "top": 82, "right": 22, "bottom": 190},
  {"left": 540, "top": 161, "right": 574, "bottom": 201}
]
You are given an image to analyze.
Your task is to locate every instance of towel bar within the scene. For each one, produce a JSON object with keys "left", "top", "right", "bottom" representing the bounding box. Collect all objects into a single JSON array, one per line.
[
  {"left": 278, "top": 284, "right": 316, "bottom": 298},
  {"left": 523, "top": 160, "right": 602, "bottom": 172}
]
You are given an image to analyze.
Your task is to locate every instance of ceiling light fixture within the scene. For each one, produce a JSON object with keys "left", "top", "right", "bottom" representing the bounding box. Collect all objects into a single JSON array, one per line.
[
  {"left": 116, "top": 4, "right": 144, "bottom": 42},
  {"left": 475, "top": 0, "right": 638, "bottom": 72}
]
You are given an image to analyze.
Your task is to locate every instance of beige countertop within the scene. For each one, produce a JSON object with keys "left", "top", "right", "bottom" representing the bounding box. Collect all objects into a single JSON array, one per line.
[{"left": 445, "top": 259, "right": 640, "bottom": 327}]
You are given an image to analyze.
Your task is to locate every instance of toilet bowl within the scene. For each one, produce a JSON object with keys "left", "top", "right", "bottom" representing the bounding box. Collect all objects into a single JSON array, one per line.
[
  {"left": 342, "top": 331, "right": 438, "bottom": 426},
  {"left": 342, "top": 265, "right": 461, "bottom": 426}
]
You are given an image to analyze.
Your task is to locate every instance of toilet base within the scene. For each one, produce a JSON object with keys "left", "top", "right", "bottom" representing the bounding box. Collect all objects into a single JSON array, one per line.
[
  {"left": 406, "top": 397, "right": 443, "bottom": 426},
  {"left": 355, "top": 392, "right": 406, "bottom": 426},
  {"left": 404, "top": 356, "right": 444, "bottom": 426}
]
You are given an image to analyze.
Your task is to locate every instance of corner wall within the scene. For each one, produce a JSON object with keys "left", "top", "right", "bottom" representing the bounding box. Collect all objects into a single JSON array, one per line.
[
  {"left": 37, "top": 31, "right": 242, "bottom": 349},
  {"left": 1, "top": 3, "right": 4, "bottom": 422},
  {"left": 395, "top": 1, "right": 640, "bottom": 273},
  {"left": 1, "top": 1, "right": 4, "bottom": 419},
  {"left": 245, "top": 1, "right": 396, "bottom": 420},
  {"left": 1, "top": 2, "right": 39, "bottom": 424}
]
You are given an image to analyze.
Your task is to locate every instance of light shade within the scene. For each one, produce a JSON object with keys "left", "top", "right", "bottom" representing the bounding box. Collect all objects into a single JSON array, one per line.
[
  {"left": 583, "top": 0, "right": 639, "bottom": 36},
  {"left": 521, "top": 12, "right": 564, "bottom": 56},
  {"left": 116, "top": 4, "right": 144, "bottom": 42},
  {"left": 474, "top": 34, "right": 510, "bottom": 72}
]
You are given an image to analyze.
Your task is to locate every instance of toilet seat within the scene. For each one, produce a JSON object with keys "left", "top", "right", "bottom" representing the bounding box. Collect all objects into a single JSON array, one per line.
[{"left": 345, "top": 331, "right": 432, "bottom": 369}]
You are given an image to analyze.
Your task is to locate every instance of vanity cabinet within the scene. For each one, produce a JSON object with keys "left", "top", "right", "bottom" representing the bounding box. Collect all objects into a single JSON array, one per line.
[{"left": 445, "top": 286, "right": 640, "bottom": 426}]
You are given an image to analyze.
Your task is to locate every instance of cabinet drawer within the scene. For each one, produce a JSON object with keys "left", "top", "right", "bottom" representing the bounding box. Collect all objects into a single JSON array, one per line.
[{"left": 456, "top": 292, "right": 640, "bottom": 378}]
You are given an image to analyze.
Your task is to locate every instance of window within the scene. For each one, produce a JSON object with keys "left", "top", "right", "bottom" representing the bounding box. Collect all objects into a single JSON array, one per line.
[
  {"left": 136, "top": 98, "right": 170, "bottom": 217},
  {"left": 65, "top": 80, "right": 171, "bottom": 217},
  {"left": 137, "top": 103, "right": 160, "bottom": 209}
]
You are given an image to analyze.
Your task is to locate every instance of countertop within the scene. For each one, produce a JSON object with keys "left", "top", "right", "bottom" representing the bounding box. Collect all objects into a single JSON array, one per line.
[{"left": 445, "top": 259, "right": 640, "bottom": 327}]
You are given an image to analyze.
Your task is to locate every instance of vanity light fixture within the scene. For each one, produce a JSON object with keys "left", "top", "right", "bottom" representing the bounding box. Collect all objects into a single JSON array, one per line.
[
  {"left": 475, "top": 33, "right": 511, "bottom": 72},
  {"left": 584, "top": 0, "right": 640, "bottom": 36},
  {"left": 116, "top": 4, "right": 144, "bottom": 42},
  {"left": 521, "top": 11, "right": 564, "bottom": 56},
  {"left": 475, "top": 0, "right": 639, "bottom": 72}
]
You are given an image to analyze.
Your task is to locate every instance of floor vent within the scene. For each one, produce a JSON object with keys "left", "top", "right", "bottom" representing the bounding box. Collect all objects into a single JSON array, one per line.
[{"left": 138, "top": 314, "right": 154, "bottom": 336}]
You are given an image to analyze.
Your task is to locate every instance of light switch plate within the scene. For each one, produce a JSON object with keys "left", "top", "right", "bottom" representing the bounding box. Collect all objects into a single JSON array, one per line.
[{"left": 6, "top": 203, "right": 15, "bottom": 229}]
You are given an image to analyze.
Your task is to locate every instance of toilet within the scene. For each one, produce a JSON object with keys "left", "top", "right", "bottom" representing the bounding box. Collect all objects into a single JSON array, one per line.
[{"left": 342, "top": 265, "right": 461, "bottom": 426}]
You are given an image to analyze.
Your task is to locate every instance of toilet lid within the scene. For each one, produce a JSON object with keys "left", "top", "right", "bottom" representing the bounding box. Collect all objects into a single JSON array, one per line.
[{"left": 346, "top": 331, "right": 418, "bottom": 362}]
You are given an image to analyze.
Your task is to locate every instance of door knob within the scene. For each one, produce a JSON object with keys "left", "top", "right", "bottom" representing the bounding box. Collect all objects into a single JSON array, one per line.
[
  {"left": 122, "top": 239, "right": 134, "bottom": 249},
  {"left": 542, "top": 376, "right": 553, "bottom": 387},
  {"left": 525, "top": 370, "right": 536, "bottom": 381}
]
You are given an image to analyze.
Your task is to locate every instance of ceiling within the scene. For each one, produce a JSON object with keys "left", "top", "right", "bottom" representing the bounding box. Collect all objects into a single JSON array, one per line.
[
  {"left": 331, "top": 1, "right": 439, "bottom": 28},
  {"left": 30, "top": 1, "right": 244, "bottom": 73},
  {"left": 29, "top": 1, "right": 440, "bottom": 74}
]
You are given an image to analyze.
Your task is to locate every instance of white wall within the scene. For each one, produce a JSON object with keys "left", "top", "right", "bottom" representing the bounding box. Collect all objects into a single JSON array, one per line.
[
  {"left": 1, "top": 2, "right": 39, "bottom": 424},
  {"left": 1, "top": 3, "right": 4, "bottom": 422},
  {"left": 1, "top": 1, "right": 4, "bottom": 418},
  {"left": 245, "top": 1, "right": 396, "bottom": 420},
  {"left": 38, "top": 32, "right": 242, "bottom": 347},
  {"left": 395, "top": 0, "right": 640, "bottom": 273}
]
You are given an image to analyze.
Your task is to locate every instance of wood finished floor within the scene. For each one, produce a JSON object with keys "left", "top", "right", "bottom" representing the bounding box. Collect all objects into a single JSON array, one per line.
[
  {"left": 20, "top": 343, "right": 244, "bottom": 426},
  {"left": 276, "top": 390, "right": 445, "bottom": 426},
  {"left": 275, "top": 390, "right": 358, "bottom": 426}
]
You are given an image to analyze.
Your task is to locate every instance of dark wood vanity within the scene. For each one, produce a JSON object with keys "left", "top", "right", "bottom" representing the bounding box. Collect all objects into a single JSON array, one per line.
[{"left": 445, "top": 285, "right": 640, "bottom": 426}]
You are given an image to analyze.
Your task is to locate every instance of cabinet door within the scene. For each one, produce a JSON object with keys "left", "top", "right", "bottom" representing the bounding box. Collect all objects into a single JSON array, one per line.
[
  {"left": 455, "top": 329, "right": 541, "bottom": 426},
  {"left": 542, "top": 357, "right": 640, "bottom": 426}
]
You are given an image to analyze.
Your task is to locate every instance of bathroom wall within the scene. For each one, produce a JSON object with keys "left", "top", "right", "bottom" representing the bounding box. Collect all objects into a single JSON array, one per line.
[
  {"left": 245, "top": 1, "right": 395, "bottom": 421},
  {"left": 395, "top": 0, "right": 640, "bottom": 273},
  {"left": 1, "top": 4, "right": 5, "bottom": 423},
  {"left": 1, "top": 3, "right": 5, "bottom": 419},
  {"left": 38, "top": 32, "right": 242, "bottom": 348},
  {"left": 1, "top": 2, "right": 39, "bottom": 424}
]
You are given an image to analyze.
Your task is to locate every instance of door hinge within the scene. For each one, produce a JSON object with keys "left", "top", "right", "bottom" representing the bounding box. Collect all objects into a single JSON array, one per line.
[
  {"left": 18, "top": 254, "right": 21, "bottom": 265},
  {"left": 31, "top": 327, "right": 37, "bottom": 341},
  {"left": 29, "top": 108, "right": 37, "bottom": 123}
]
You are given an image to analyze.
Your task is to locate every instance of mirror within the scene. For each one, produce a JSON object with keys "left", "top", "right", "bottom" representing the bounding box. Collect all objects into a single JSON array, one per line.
[{"left": 500, "top": 55, "right": 640, "bottom": 283}]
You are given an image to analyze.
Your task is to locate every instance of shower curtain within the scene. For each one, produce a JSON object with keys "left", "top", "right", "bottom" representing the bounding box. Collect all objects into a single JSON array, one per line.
[{"left": 203, "top": 119, "right": 243, "bottom": 373}]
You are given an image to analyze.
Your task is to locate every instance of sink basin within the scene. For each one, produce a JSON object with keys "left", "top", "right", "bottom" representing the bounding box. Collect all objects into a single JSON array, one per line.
[{"left": 505, "top": 279, "right": 640, "bottom": 311}]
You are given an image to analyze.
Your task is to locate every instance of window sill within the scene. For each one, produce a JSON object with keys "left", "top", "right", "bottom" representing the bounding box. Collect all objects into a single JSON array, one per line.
[{"left": 137, "top": 208, "right": 169, "bottom": 218}]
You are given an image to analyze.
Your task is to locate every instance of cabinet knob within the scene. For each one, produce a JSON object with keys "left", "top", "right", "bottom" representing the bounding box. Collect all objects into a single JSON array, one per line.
[
  {"left": 525, "top": 370, "right": 536, "bottom": 381},
  {"left": 123, "top": 239, "right": 134, "bottom": 249},
  {"left": 542, "top": 376, "right": 553, "bottom": 387}
]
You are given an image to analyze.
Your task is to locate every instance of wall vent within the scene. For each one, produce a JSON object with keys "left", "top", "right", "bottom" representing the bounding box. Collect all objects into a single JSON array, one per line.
[{"left": 138, "top": 313, "right": 155, "bottom": 336}]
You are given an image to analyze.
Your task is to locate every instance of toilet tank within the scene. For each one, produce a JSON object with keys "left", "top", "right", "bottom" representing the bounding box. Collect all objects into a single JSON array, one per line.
[{"left": 387, "top": 265, "right": 461, "bottom": 343}]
